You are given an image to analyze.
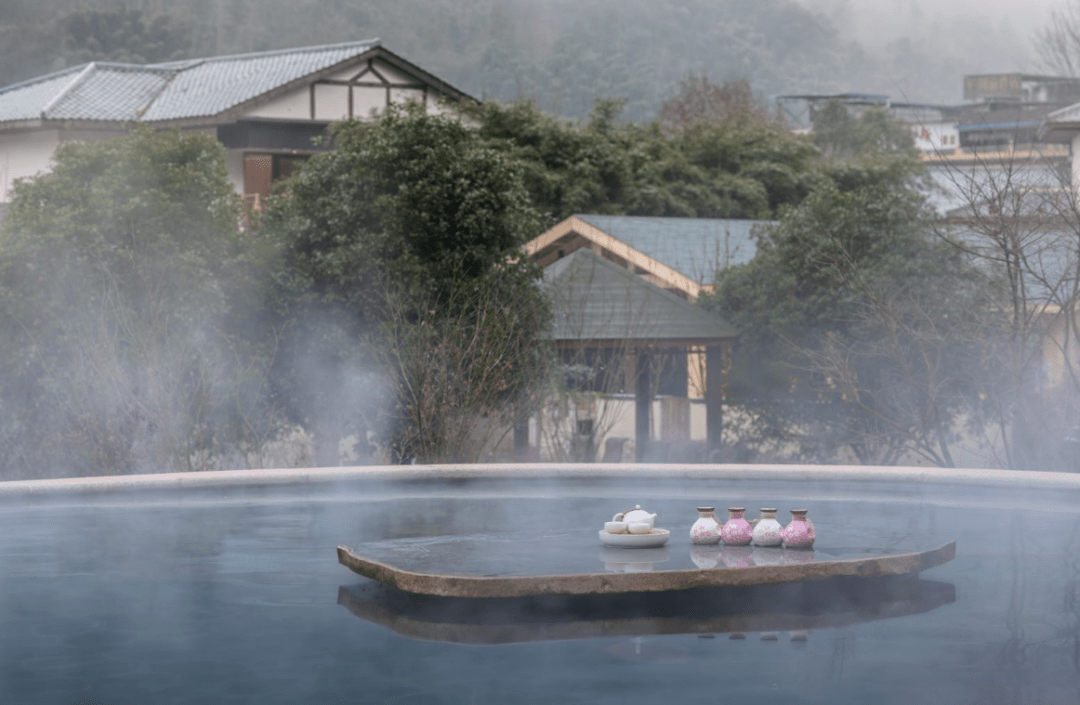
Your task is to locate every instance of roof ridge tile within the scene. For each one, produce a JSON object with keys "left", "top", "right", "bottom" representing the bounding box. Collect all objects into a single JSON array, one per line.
[
  {"left": 41, "top": 62, "right": 98, "bottom": 118},
  {"left": 0, "top": 64, "right": 87, "bottom": 98},
  {"left": 147, "top": 38, "right": 380, "bottom": 68}
]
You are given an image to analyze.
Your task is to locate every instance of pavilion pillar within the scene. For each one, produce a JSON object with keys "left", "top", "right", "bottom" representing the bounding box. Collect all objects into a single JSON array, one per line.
[
  {"left": 635, "top": 350, "right": 652, "bottom": 462},
  {"left": 513, "top": 417, "right": 529, "bottom": 459},
  {"left": 706, "top": 344, "right": 725, "bottom": 460}
]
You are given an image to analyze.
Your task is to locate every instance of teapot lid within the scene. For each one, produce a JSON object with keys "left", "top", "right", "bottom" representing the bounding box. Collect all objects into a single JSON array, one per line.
[{"left": 622, "top": 504, "right": 655, "bottom": 522}]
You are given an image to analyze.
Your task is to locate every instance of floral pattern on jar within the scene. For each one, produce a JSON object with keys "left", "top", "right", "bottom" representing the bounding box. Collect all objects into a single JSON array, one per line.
[
  {"left": 721, "top": 507, "right": 753, "bottom": 546},
  {"left": 782, "top": 509, "right": 815, "bottom": 549},
  {"left": 752, "top": 508, "right": 784, "bottom": 547},
  {"left": 690, "top": 507, "right": 722, "bottom": 545}
]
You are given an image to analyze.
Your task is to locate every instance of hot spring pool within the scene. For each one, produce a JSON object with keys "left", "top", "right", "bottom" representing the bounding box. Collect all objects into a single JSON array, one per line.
[{"left": 1, "top": 465, "right": 1078, "bottom": 704}]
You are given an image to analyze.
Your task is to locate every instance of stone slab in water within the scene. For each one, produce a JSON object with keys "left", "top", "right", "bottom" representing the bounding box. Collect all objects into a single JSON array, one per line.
[{"left": 336, "top": 526, "right": 955, "bottom": 598}]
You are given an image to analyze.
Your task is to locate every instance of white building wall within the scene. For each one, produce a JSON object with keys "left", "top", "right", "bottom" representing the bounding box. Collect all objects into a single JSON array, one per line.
[
  {"left": 246, "top": 89, "right": 311, "bottom": 120},
  {"left": 390, "top": 87, "right": 425, "bottom": 105},
  {"left": 224, "top": 149, "right": 245, "bottom": 195},
  {"left": 913, "top": 121, "right": 961, "bottom": 154},
  {"left": 328, "top": 61, "right": 413, "bottom": 84},
  {"left": 0, "top": 129, "right": 60, "bottom": 202},
  {"left": 370, "top": 62, "right": 412, "bottom": 84},
  {"left": 537, "top": 395, "right": 709, "bottom": 462},
  {"left": 353, "top": 86, "right": 386, "bottom": 119},
  {"left": 327, "top": 65, "right": 364, "bottom": 83},
  {"left": 313, "top": 84, "right": 350, "bottom": 121}
]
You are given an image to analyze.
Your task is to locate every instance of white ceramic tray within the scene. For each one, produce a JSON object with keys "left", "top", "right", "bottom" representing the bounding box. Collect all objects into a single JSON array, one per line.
[{"left": 598, "top": 528, "right": 670, "bottom": 548}]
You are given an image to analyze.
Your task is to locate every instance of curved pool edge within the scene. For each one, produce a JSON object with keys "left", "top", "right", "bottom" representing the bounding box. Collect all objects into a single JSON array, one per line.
[{"left": 2, "top": 462, "right": 1079, "bottom": 496}]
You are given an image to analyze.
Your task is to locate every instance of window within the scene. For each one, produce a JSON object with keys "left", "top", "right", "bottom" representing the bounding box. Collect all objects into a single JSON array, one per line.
[{"left": 244, "top": 154, "right": 309, "bottom": 200}]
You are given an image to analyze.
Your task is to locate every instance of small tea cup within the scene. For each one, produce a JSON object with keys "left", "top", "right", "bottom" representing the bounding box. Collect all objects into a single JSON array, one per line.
[
  {"left": 628, "top": 522, "right": 652, "bottom": 534},
  {"left": 604, "top": 521, "right": 628, "bottom": 534}
]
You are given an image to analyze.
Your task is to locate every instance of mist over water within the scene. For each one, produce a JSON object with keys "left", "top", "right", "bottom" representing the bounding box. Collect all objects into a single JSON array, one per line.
[
  {"left": 1, "top": 2, "right": 1079, "bottom": 703},
  {"left": 1, "top": 475, "right": 1079, "bottom": 703}
]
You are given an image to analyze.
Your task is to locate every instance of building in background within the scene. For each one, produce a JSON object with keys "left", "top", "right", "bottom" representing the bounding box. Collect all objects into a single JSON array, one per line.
[
  {"left": 778, "top": 74, "right": 1080, "bottom": 209},
  {"left": 0, "top": 39, "right": 475, "bottom": 208},
  {"left": 525, "top": 215, "right": 751, "bottom": 462}
]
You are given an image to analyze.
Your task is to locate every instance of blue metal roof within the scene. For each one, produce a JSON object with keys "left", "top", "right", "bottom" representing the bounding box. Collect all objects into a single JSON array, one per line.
[
  {"left": 957, "top": 120, "right": 1043, "bottom": 132},
  {"left": 544, "top": 249, "right": 738, "bottom": 342},
  {"left": 575, "top": 214, "right": 770, "bottom": 286}
]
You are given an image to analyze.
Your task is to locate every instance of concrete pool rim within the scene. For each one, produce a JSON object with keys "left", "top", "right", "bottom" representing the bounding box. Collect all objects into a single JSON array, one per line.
[{"left": 1, "top": 463, "right": 1078, "bottom": 497}]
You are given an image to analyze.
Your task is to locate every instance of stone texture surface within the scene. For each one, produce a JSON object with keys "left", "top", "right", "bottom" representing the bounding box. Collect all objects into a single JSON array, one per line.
[{"left": 336, "top": 540, "right": 956, "bottom": 598}]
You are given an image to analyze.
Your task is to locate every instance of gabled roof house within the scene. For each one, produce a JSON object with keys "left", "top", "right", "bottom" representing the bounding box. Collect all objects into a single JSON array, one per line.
[
  {"left": 528, "top": 214, "right": 766, "bottom": 300},
  {"left": 0, "top": 39, "right": 474, "bottom": 205},
  {"left": 527, "top": 215, "right": 754, "bottom": 461}
]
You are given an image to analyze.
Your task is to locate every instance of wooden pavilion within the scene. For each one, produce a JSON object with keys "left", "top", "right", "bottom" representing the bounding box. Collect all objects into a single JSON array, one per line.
[{"left": 541, "top": 248, "right": 738, "bottom": 461}]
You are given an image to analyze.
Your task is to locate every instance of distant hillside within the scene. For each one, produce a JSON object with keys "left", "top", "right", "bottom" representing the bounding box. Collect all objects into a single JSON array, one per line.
[{"left": 0, "top": 0, "right": 1044, "bottom": 121}]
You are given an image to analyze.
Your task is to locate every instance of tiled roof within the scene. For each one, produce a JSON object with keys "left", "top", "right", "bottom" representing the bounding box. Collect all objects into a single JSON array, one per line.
[
  {"left": 575, "top": 214, "right": 769, "bottom": 286},
  {"left": 141, "top": 40, "right": 380, "bottom": 121},
  {"left": 0, "top": 39, "right": 387, "bottom": 125},
  {"left": 0, "top": 66, "right": 85, "bottom": 122},
  {"left": 1048, "top": 101, "right": 1080, "bottom": 124},
  {"left": 47, "top": 64, "right": 173, "bottom": 121},
  {"left": 544, "top": 249, "right": 738, "bottom": 342}
]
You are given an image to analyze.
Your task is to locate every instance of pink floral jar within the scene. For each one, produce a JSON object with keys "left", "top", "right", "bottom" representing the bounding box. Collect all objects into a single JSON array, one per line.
[
  {"left": 721, "top": 507, "right": 753, "bottom": 546},
  {"left": 782, "top": 509, "right": 815, "bottom": 549}
]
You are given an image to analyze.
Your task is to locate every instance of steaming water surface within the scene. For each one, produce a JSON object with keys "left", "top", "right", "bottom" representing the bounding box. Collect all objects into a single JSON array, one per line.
[{"left": 0, "top": 476, "right": 1078, "bottom": 704}]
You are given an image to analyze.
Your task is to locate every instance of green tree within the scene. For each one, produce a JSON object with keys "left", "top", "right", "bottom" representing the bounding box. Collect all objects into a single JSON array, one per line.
[
  {"left": 56, "top": 6, "right": 191, "bottom": 67},
  {"left": 704, "top": 158, "right": 990, "bottom": 465},
  {"left": 812, "top": 100, "right": 917, "bottom": 160},
  {"left": 0, "top": 128, "right": 278, "bottom": 478},
  {"left": 475, "top": 99, "right": 820, "bottom": 224},
  {"left": 264, "top": 103, "right": 551, "bottom": 465}
]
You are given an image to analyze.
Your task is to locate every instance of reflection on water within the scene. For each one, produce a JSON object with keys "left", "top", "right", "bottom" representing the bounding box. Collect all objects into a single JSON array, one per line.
[
  {"left": 1067, "top": 517, "right": 1080, "bottom": 677},
  {"left": 337, "top": 575, "right": 956, "bottom": 645},
  {"left": 600, "top": 546, "right": 670, "bottom": 572},
  {"left": 5, "top": 483, "right": 1080, "bottom": 703}
]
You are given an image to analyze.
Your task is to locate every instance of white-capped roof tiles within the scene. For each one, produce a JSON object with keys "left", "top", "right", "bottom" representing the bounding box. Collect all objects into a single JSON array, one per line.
[
  {"left": 0, "top": 39, "right": 383, "bottom": 125},
  {"left": 0, "top": 66, "right": 85, "bottom": 123},
  {"left": 141, "top": 41, "right": 379, "bottom": 121},
  {"left": 46, "top": 64, "right": 173, "bottom": 121}
]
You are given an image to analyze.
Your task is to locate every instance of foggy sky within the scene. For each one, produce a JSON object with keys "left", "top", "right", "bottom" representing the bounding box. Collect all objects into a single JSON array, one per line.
[
  {"left": 797, "top": 0, "right": 1065, "bottom": 103},
  {"left": 831, "top": 0, "right": 1058, "bottom": 44}
]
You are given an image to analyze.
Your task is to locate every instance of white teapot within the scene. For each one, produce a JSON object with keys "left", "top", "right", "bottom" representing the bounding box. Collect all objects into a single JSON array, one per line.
[{"left": 612, "top": 505, "right": 657, "bottom": 530}]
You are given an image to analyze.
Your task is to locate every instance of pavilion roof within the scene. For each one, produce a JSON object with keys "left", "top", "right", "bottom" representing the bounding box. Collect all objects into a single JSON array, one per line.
[{"left": 543, "top": 249, "right": 738, "bottom": 345}]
